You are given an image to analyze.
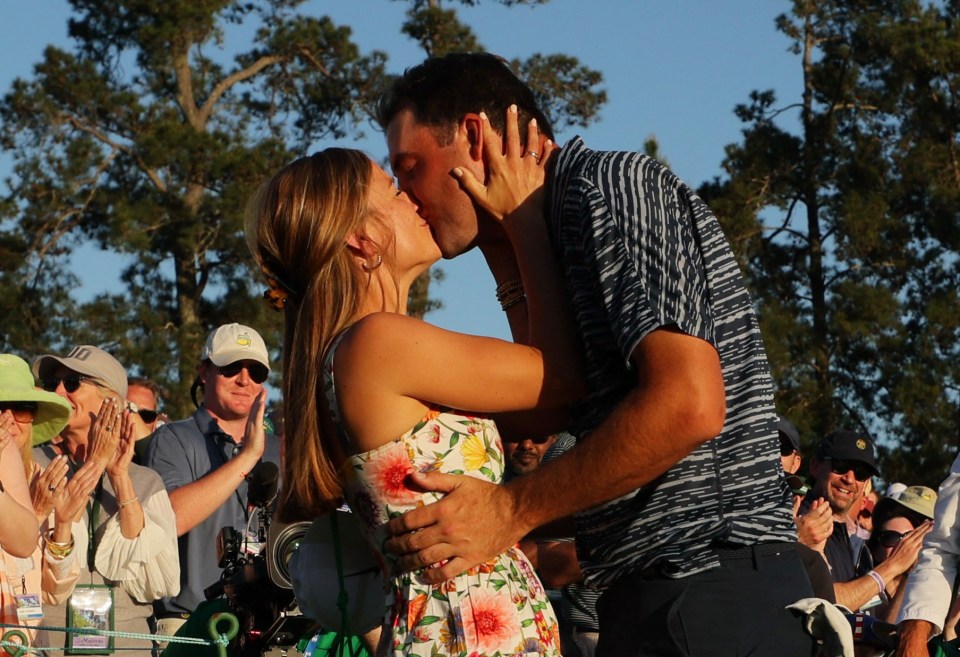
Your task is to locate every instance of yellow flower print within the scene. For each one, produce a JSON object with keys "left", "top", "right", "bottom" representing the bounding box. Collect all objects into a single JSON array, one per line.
[{"left": 461, "top": 433, "right": 487, "bottom": 471}]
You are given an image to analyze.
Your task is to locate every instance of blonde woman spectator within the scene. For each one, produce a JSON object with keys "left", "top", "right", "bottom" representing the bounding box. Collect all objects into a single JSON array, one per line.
[{"left": 32, "top": 346, "right": 180, "bottom": 655}]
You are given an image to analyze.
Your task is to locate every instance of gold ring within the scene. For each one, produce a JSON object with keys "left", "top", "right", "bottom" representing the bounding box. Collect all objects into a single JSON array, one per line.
[{"left": 526, "top": 151, "right": 540, "bottom": 160}]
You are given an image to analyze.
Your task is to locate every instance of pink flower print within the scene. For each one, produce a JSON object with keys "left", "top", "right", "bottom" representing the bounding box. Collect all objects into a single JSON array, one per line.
[
  {"left": 461, "top": 589, "right": 521, "bottom": 654},
  {"left": 429, "top": 423, "right": 442, "bottom": 444},
  {"left": 365, "top": 441, "right": 420, "bottom": 506}
]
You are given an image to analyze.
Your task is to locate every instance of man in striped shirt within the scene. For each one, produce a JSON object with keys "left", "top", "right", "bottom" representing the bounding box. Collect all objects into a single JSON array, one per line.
[{"left": 378, "top": 53, "right": 815, "bottom": 655}]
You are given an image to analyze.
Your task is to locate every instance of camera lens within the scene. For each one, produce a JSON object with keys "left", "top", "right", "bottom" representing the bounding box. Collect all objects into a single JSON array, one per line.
[{"left": 266, "top": 521, "right": 312, "bottom": 589}]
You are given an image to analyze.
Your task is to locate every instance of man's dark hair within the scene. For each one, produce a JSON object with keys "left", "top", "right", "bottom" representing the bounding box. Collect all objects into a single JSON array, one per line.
[
  {"left": 127, "top": 375, "right": 162, "bottom": 405},
  {"left": 376, "top": 52, "right": 554, "bottom": 145}
]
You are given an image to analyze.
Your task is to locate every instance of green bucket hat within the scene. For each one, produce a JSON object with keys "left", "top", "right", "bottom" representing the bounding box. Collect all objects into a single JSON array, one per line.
[{"left": 0, "top": 353, "right": 72, "bottom": 446}]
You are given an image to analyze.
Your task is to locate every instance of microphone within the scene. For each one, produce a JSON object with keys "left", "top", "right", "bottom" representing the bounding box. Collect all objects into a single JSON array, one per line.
[{"left": 246, "top": 461, "right": 279, "bottom": 508}]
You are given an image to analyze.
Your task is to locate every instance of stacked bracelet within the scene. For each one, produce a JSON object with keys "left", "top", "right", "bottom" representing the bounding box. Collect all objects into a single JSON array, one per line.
[
  {"left": 45, "top": 532, "right": 75, "bottom": 559},
  {"left": 495, "top": 279, "right": 526, "bottom": 311},
  {"left": 118, "top": 496, "right": 139, "bottom": 509}
]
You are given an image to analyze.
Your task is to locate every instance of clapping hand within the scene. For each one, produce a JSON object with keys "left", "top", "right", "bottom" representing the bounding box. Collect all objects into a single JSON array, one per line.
[
  {"left": 30, "top": 455, "right": 69, "bottom": 521},
  {"left": 0, "top": 411, "right": 15, "bottom": 466},
  {"left": 240, "top": 390, "right": 268, "bottom": 462},
  {"left": 87, "top": 398, "right": 123, "bottom": 469},
  {"left": 106, "top": 411, "right": 136, "bottom": 480},
  {"left": 794, "top": 496, "right": 834, "bottom": 552}
]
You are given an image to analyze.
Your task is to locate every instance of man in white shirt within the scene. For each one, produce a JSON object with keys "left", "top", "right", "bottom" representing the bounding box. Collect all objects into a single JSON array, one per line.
[{"left": 896, "top": 453, "right": 960, "bottom": 656}]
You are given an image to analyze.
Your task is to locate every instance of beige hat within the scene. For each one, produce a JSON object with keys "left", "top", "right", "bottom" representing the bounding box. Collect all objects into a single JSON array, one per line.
[
  {"left": 32, "top": 345, "right": 128, "bottom": 398},
  {"left": 893, "top": 485, "right": 937, "bottom": 520},
  {"left": 201, "top": 323, "right": 270, "bottom": 369},
  {"left": 0, "top": 354, "right": 71, "bottom": 446}
]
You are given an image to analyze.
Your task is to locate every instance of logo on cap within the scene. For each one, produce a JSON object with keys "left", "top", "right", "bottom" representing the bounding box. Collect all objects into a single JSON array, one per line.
[
  {"left": 67, "top": 346, "right": 94, "bottom": 362},
  {"left": 236, "top": 334, "right": 252, "bottom": 347},
  {"left": 856, "top": 439, "right": 867, "bottom": 450}
]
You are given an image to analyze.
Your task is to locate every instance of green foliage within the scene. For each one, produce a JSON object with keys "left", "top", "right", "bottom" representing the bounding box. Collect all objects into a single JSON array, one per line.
[
  {"left": 0, "top": 0, "right": 605, "bottom": 418},
  {"left": 702, "top": 0, "right": 960, "bottom": 487}
]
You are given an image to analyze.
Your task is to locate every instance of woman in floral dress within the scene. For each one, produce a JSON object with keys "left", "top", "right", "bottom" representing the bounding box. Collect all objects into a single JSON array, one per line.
[{"left": 246, "top": 109, "right": 582, "bottom": 656}]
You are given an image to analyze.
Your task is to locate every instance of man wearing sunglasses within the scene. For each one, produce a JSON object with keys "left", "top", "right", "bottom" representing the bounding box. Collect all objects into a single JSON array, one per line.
[
  {"left": 127, "top": 376, "right": 164, "bottom": 465},
  {"left": 144, "top": 323, "right": 279, "bottom": 639},
  {"left": 800, "top": 430, "right": 918, "bottom": 612},
  {"left": 503, "top": 433, "right": 557, "bottom": 482}
]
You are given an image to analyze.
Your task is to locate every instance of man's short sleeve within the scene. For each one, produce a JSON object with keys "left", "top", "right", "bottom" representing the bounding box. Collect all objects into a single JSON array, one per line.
[
  {"left": 143, "top": 424, "right": 195, "bottom": 492},
  {"left": 573, "top": 156, "right": 717, "bottom": 365}
]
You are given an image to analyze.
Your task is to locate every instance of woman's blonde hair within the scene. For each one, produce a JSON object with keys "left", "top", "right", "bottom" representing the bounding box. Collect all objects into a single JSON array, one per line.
[{"left": 245, "top": 148, "right": 378, "bottom": 522}]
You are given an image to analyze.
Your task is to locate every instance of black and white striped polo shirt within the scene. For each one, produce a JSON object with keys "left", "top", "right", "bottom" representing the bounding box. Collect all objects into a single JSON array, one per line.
[{"left": 548, "top": 137, "right": 796, "bottom": 587}]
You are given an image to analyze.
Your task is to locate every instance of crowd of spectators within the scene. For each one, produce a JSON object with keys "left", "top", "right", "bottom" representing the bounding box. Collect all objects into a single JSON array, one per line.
[
  {"left": 0, "top": 323, "right": 273, "bottom": 656},
  {"left": 4, "top": 334, "right": 960, "bottom": 657}
]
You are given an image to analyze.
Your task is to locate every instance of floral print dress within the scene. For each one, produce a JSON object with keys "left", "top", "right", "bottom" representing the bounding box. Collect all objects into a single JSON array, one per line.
[{"left": 324, "top": 334, "right": 562, "bottom": 657}]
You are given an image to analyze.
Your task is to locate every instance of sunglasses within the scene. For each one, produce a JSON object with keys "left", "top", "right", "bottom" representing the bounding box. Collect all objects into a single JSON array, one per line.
[
  {"left": 829, "top": 459, "right": 873, "bottom": 482},
  {"left": 0, "top": 401, "right": 38, "bottom": 423},
  {"left": 878, "top": 529, "right": 907, "bottom": 548},
  {"left": 41, "top": 374, "right": 93, "bottom": 394},
  {"left": 217, "top": 361, "right": 269, "bottom": 384},
  {"left": 126, "top": 402, "right": 160, "bottom": 424}
]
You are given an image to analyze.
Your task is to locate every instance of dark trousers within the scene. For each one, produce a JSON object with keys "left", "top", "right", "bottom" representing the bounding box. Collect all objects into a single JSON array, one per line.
[{"left": 595, "top": 542, "right": 817, "bottom": 657}]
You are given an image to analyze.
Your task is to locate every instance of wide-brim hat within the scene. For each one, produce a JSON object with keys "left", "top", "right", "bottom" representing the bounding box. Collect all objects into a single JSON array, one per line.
[
  {"left": 0, "top": 354, "right": 71, "bottom": 446},
  {"left": 874, "top": 485, "right": 937, "bottom": 524}
]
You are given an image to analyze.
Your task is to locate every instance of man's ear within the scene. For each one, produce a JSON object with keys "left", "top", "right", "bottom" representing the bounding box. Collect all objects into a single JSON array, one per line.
[
  {"left": 198, "top": 361, "right": 211, "bottom": 386},
  {"left": 461, "top": 113, "right": 485, "bottom": 163}
]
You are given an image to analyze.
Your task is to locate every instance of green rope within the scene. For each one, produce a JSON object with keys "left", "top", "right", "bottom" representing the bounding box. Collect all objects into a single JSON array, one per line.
[
  {"left": 0, "top": 613, "right": 238, "bottom": 657},
  {"left": 1, "top": 629, "right": 28, "bottom": 657}
]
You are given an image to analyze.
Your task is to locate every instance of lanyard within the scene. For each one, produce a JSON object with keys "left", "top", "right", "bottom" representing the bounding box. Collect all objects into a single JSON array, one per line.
[
  {"left": 86, "top": 477, "right": 105, "bottom": 575},
  {"left": 4, "top": 555, "right": 35, "bottom": 595}
]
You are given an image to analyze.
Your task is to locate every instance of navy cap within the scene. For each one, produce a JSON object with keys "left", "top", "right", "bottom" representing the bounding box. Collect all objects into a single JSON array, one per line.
[
  {"left": 777, "top": 415, "right": 801, "bottom": 453},
  {"left": 817, "top": 430, "right": 879, "bottom": 475}
]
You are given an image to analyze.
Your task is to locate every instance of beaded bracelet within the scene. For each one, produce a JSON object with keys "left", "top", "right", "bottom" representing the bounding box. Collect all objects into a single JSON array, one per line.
[{"left": 496, "top": 279, "right": 526, "bottom": 311}]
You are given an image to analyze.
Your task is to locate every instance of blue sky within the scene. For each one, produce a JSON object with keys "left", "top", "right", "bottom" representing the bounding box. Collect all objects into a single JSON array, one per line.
[{"left": 0, "top": 1, "right": 801, "bottom": 342}]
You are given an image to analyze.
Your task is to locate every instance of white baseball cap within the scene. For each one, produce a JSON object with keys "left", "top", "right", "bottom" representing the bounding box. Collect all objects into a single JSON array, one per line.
[{"left": 200, "top": 323, "right": 270, "bottom": 369}]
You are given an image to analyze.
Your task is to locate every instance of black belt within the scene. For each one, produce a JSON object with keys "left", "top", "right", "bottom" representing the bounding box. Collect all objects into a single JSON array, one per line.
[
  {"left": 712, "top": 541, "right": 795, "bottom": 562},
  {"left": 154, "top": 611, "right": 190, "bottom": 621},
  {"left": 636, "top": 541, "right": 796, "bottom": 578}
]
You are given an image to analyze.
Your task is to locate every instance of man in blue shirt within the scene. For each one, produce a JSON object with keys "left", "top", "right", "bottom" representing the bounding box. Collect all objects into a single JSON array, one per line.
[{"left": 144, "top": 323, "right": 279, "bottom": 638}]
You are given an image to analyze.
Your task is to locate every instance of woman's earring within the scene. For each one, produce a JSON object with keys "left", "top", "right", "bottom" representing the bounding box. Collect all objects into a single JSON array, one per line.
[{"left": 362, "top": 253, "right": 383, "bottom": 272}]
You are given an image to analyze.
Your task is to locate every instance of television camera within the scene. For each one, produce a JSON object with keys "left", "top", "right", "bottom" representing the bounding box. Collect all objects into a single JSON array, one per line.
[{"left": 203, "top": 461, "right": 318, "bottom": 657}]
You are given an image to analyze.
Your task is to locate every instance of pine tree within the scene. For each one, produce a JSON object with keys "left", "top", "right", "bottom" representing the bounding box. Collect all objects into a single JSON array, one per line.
[
  {"left": 0, "top": 0, "right": 605, "bottom": 416},
  {"left": 699, "top": 0, "right": 960, "bottom": 486}
]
